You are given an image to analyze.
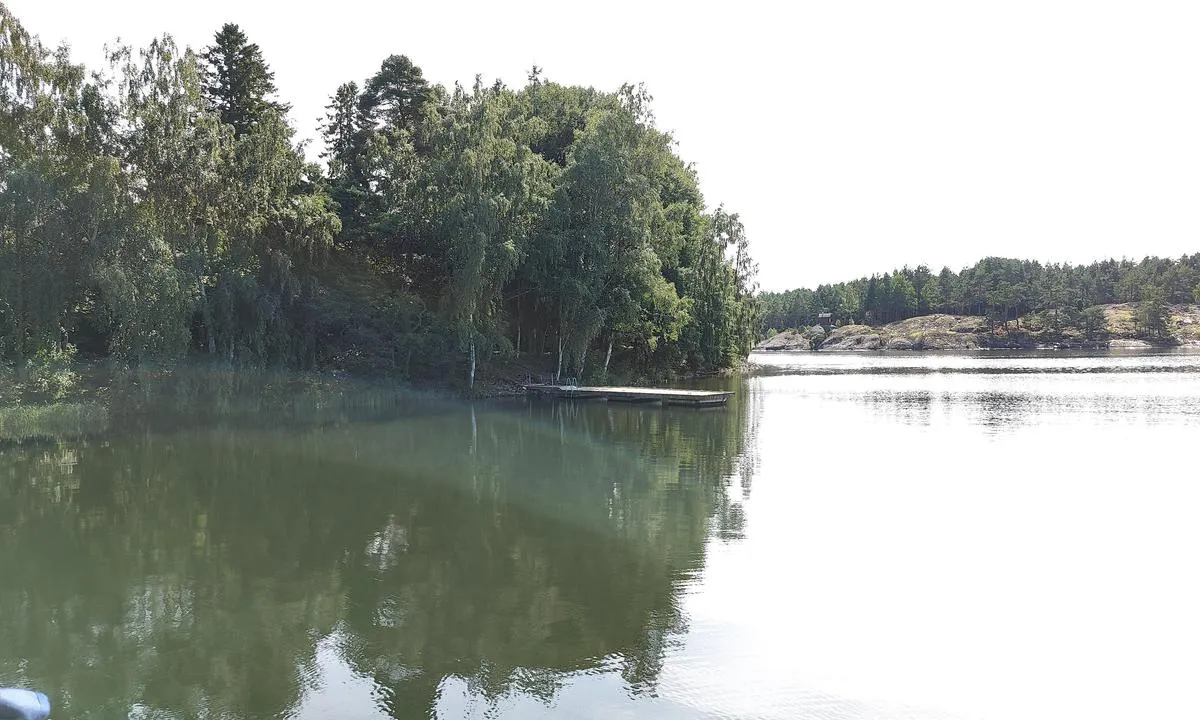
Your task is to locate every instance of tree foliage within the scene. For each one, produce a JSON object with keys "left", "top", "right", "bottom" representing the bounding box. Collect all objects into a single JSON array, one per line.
[
  {"left": 1079, "top": 306, "right": 1106, "bottom": 338},
  {"left": 0, "top": 8, "right": 758, "bottom": 384},
  {"left": 200, "top": 23, "right": 287, "bottom": 136},
  {"left": 761, "top": 254, "right": 1200, "bottom": 335},
  {"left": 0, "top": 4, "right": 100, "bottom": 367},
  {"left": 1137, "top": 286, "right": 1169, "bottom": 338}
]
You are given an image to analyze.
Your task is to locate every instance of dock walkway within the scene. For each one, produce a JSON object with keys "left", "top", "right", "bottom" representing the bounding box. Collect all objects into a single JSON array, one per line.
[{"left": 524, "top": 384, "right": 733, "bottom": 407}]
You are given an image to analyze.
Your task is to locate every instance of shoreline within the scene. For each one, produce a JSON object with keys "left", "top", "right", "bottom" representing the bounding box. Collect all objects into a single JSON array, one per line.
[
  {"left": 757, "top": 306, "right": 1200, "bottom": 353},
  {"left": 755, "top": 338, "right": 1200, "bottom": 353},
  {"left": 0, "top": 356, "right": 744, "bottom": 444},
  {"left": 6, "top": 343, "right": 1196, "bottom": 445}
]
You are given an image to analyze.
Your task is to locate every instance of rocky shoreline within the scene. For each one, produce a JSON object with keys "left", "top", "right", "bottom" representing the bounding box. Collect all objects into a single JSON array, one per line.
[{"left": 757, "top": 305, "right": 1200, "bottom": 352}]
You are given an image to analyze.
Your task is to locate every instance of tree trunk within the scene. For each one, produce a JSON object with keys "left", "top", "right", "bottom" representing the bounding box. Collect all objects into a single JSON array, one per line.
[
  {"left": 201, "top": 283, "right": 216, "bottom": 355},
  {"left": 603, "top": 337, "right": 613, "bottom": 379},
  {"left": 468, "top": 336, "right": 476, "bottom": 390},
  {"left": 12, "top": 229, "right": 25, "bottom": 376},
  {"left": 555, "top": 332, "right": 564, "bottom": 383},
  {"left": 13, "top": 322, "right": 25, "bottom": 379}
]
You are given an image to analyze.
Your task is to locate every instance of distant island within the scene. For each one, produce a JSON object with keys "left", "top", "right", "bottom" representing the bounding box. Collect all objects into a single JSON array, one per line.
[{"left": 758, "top": 255, "right": 1200, "bottom": 350}]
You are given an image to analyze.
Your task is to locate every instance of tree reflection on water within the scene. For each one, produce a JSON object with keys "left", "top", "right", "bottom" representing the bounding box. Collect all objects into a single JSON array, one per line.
[{"left": 0, "top": 383, "right": 758, "bottom": 718}]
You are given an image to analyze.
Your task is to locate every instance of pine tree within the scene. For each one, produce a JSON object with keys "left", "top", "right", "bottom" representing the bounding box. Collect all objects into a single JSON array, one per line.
[
  {"left": 1138, "top": 286, "right": 1169, "bottom": 339},
  {"left": 1080, "top": 306, "right": 1106, "bottom": 338},
  {"left": 359, "top": 54, "right": 432, "bottom": 136}
]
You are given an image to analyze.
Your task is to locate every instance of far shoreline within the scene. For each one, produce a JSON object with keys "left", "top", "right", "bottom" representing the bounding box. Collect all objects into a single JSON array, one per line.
[
  {"left": 754, "top": 339, "right": 1200, "bottom": 353},
  {"left": 756, "top": 305, "right": 1200, "bottom": 353}
]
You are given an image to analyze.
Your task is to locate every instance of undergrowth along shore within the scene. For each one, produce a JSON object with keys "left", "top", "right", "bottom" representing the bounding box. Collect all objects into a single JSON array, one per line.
[{"left": 0, "top": 354, "right": 727, "bottom": 444}]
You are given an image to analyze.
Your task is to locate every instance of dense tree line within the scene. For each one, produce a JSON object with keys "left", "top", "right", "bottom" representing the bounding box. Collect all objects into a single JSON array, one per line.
[
  {"left": 0, "top": 6, "right": 759, "bottom": 387},
  {"left": 762, "top": 254, "right": 1200, "bottom": 335}
]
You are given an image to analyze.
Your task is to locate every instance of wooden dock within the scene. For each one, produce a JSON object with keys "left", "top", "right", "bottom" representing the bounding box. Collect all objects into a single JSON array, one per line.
[{"left": 524, "top": 384, "right": 734, "bottom": 407}]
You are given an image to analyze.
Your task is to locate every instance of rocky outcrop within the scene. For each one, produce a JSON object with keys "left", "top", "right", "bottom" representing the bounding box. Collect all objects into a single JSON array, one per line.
[
  {"left": 759, "top": 305, "right": 1200, "bottom": 352},
  {"left": 754, "top": 326, "right": 826, "bottom": 351},
  {"left": 755, "top": 330, "right": 807, "bottom": 351},
  {"left": 819, "top": 315, "right": 984, "bottom": 350},
  {"left": 817, "top": 325, "right": 883, "bottom": 350}
]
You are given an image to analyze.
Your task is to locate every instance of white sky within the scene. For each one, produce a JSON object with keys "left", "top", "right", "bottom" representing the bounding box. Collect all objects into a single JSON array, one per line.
[{"left": 8, "top": 0, "right": 1200, "bottom": 291}]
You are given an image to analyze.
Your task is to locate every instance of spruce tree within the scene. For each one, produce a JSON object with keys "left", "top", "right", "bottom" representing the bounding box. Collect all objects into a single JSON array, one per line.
[{"left": 200, "top": 23, "right": 288, "bottom": 135}]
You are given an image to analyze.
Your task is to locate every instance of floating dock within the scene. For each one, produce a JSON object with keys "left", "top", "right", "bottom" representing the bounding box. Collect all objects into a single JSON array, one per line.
[{"left": 524, "top": 384, "right": 734, "bottom": 407}]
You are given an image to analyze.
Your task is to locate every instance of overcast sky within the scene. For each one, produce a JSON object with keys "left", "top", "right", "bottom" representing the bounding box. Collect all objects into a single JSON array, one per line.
[{"left": 8, "top": 0, "right": 1200, "bottom": 290}]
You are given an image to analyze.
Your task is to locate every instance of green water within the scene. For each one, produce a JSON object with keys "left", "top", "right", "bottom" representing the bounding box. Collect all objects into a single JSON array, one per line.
[
  {"left": 6, "top": 350, "right": 1200, "bottom": 720},
  {"left": 0, "top": 380, "right": 754, "bottom": 719}
]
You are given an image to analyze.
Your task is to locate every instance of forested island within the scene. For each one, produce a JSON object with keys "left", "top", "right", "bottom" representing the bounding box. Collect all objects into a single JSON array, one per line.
[
  {"left": 0, "top": 5, "right": 759, "bottom": 399},
  {"left": 760, "top": 255, "right": 1200, "bottom": 350}
]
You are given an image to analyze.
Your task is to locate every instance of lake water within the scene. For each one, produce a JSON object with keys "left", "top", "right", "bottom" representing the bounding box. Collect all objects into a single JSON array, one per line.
[{"left": 3, "top": 350, "right": 1200, "bottom": 720}]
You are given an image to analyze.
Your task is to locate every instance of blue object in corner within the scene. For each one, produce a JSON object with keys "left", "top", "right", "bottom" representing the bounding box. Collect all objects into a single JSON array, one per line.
[{"left": 0, "top": 689, "right": 51, "bottom": 720}]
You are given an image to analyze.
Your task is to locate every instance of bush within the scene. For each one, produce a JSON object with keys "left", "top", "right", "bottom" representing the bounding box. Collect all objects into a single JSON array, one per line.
[
  {"left": 26, "top": 346, "right": 79, "bottom": 401},
  {"left": 0, "top": 347, "right": 80, "bottom": 405}
]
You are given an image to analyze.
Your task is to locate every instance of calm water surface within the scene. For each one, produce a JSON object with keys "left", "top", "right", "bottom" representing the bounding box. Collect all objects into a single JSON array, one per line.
[{"left": 3, "top": 350, "right": 1200, "bottom": 719}]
